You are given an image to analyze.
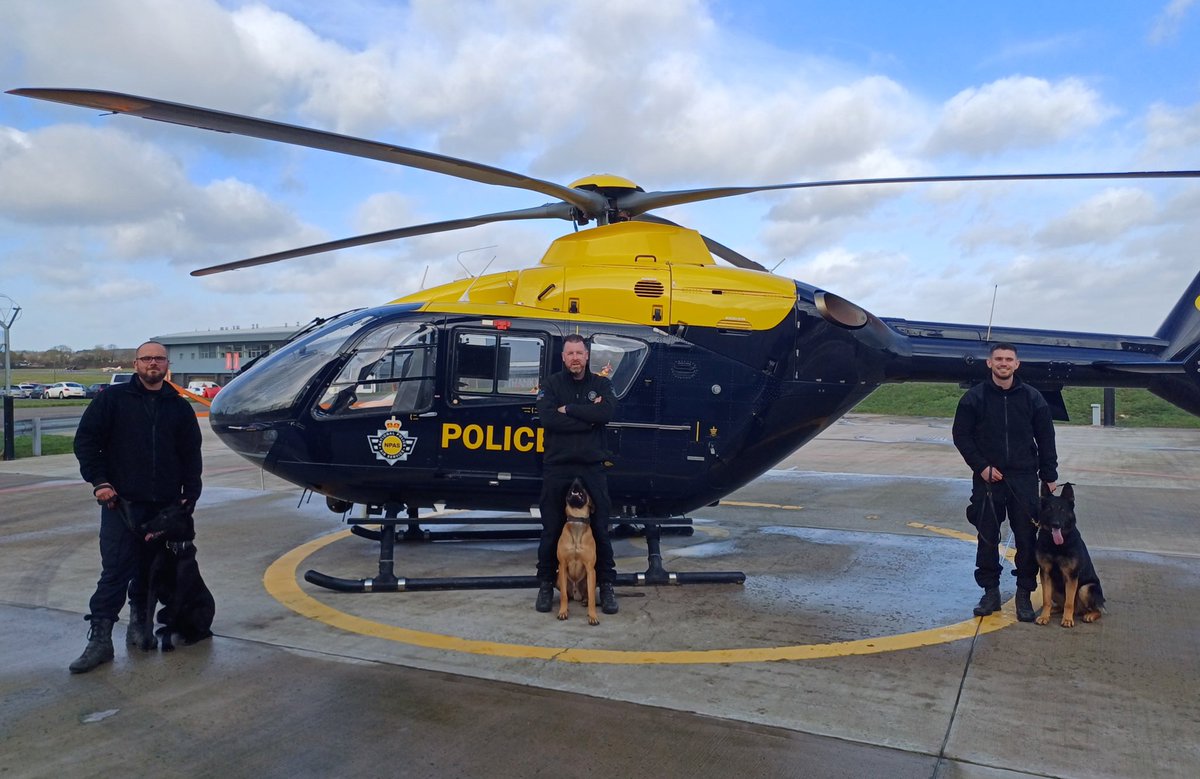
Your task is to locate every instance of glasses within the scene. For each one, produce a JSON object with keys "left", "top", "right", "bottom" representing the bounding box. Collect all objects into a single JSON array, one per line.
[{"left": 136, "top": 356, "right": 169, "bottom": 364}]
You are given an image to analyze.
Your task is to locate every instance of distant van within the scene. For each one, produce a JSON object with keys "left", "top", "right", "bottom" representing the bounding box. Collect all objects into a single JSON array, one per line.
[{"left": 109, "top": 373, "right": 133, "bottom": 385}]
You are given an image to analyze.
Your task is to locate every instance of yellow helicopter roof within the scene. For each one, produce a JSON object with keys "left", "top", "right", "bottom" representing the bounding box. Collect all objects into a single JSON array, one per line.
[{"left": 392, "top": 221, "right": 796, "bottom": 331}]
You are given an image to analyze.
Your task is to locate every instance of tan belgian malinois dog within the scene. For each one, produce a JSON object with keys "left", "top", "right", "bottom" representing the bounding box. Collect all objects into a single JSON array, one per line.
[{"left": 556, "top": 478, "right": 599, "bottom": 625}]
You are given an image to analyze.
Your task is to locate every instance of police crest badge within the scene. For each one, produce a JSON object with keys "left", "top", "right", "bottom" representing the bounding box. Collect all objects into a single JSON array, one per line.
[{"left": 368, "top": 416, "right": 417, "bottom": 465}]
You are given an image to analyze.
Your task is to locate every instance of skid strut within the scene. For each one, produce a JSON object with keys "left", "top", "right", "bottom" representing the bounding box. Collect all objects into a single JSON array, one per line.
[{"left": 303, "top": 506, "right": 745, "bottom": 593}]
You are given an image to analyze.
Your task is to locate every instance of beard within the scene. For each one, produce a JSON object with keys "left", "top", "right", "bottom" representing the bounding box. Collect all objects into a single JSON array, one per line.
[{"left": 138, "top": 369, "right": 166, "bottom": 387}]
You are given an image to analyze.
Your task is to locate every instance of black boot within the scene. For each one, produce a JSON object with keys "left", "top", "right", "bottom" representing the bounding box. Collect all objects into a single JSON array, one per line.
[
  {"left": 534, "top": 581, "right": 554, "bottom": 613},
  {"left": 599, "top": 582, "right": 618, "bottom": 615},
  {"left": 69, "top": 616, "right": 114, "bottom": 674},
  {"left": 973, "top": 587, "right": 1001, "bottom": 616},
  {"left": 1015, "top": 588, "right": 1036, "bottom": 622}
]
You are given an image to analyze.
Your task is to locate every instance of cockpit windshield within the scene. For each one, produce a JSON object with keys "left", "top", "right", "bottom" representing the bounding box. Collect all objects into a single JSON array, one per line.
[{"left": 210, "top": 309, "right": 380, "bottom": 420}]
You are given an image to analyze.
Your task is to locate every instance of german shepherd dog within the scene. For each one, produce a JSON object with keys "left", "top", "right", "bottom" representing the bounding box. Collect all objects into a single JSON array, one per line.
[
  {"left": 1035, "top": 483, "right": 1104, "bottom": 627},
  {"left": 556, "top": 478, "right": 599, "bottom": 625},
  {"left": 139, "top": 503, "right": 216, "bottom": 650}
]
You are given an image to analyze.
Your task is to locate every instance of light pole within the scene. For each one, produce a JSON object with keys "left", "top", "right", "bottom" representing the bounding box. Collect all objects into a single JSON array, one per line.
[{"left": 1, "top": 295, "right": 22, "bottom": 461}]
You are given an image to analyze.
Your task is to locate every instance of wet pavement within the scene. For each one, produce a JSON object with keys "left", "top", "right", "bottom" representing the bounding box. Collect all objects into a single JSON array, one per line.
[{"left": 1, "top": 415, "right": 1197, "bottom": 778}]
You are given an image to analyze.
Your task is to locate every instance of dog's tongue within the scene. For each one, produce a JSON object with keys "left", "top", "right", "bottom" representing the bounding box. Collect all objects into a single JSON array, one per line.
[{"left": 1052, "top": 528, "right": 1064, "bottom": 545}]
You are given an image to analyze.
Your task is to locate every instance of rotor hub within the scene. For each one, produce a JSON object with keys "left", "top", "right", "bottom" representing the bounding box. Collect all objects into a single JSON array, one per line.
[{"left": 568, "top": 174, "right": 645, "bottom": 224}]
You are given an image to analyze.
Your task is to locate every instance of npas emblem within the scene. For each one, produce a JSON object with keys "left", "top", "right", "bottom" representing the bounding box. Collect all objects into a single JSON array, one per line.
[{"left": 368, "top": 416, "right": 417, "bottom": 465}]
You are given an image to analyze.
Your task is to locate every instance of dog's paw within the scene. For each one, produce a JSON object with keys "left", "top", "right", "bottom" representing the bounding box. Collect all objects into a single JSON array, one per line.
[
  {"left": 139, "top": 637, "right": 157, "bottom": 652},
  {"left": 588, "top": 615, "right": 599, "bottom": 626},
  {"left": 1035, "top": 614, "right": 1051, "bottom": 625},
  {"left": 161, "top": 641, "right": 175, "bottom": 653},
  {"left": 557, "top": 611, "right": 569, "bottom": 621},
  {"left": 1060, "top": 616, "right": 1076, "bottom": 628},
  {"left": 1082, "top": 611, "right": 1101, "bottom": 623}
]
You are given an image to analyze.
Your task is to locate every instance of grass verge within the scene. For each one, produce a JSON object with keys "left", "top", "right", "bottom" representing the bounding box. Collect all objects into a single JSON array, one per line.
[{"left": 853, "top": 384, "right": 1200, "bottom": 428}]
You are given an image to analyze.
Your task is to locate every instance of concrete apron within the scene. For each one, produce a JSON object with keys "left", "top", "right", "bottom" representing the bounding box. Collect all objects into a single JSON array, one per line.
[{"left": 1, "top": 415, "right": 1197, "bottom": 778}]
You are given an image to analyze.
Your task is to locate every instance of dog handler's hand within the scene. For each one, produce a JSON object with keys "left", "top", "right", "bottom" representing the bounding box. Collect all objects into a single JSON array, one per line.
[
  {"left": 982, "top": 466, "right": 1004, "bottom": 483},
  {"left": 1044, "top": 481, "right": 1057, "bottom": 493},
  {"left": 93, "top": 483, "right": 117, "bottom": 508}
]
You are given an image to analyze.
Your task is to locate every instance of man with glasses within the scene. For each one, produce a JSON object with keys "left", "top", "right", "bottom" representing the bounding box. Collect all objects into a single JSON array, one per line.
[{"left": 69, "top": 341, "right": 203, "bottom": 673}]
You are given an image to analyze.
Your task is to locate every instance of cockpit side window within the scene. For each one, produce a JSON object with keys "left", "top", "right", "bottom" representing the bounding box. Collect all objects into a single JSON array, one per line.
[
  {"left": 315, "top": 322, "right": 437, "bottom": 417},
  {"left": 453, "top": 330, "right": 545, "bottom": 401},
  {"left": 589, "top": 334, "right": 649, "bottom": 398}
]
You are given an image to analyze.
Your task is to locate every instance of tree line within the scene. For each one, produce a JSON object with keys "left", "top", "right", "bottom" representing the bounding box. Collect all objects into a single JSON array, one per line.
[{"left": 4, "top": 345, "right": 137, "bottom": 370}]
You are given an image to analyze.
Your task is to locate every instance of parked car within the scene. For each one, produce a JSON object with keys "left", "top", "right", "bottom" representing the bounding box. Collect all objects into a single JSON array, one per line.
[
  {"left": 2, "top": 385, "right": 29, "bottom": 398},
  {"left": 25, "top": 383, "right": 47, "bottom": 399},
  {"left": 186, "top": 380, "right": 221, "bottom": 399},
  {"left": 85, "top": 383, "right": 107, "bottom": 399},
  {"left": 44, "top": 381, "right": 87, "bottom": 399}
]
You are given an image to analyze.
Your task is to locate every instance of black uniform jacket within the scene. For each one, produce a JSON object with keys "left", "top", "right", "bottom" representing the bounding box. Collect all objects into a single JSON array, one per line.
[
  {"left": 74, "top": 376, "right": 204, "bottom": 504},
  {"left": 536, "top": 368, "right": 616, "bottom": 468},
  {"left": 952, "top": 375, "right": 1058, "bottom": 482}
]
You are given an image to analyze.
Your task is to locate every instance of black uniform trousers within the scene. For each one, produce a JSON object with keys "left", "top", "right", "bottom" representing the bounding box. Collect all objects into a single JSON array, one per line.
[
  {"left": 536, "top": 465, "right": 616, "bottom": 585},
  {"left": 87, "top": 500, "right": 169, "bottom": 622},
  {"left": 968, "top": 472, "right": 1039, "bottom": 592}
]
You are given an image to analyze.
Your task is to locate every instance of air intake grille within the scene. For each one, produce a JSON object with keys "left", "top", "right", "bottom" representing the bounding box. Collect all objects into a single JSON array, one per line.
[
  {"left": 634, "top": 279, "right": 666, "bottom": 298},
  {"left": 671, "top": 360, "right": 698, "bottom": 379}
]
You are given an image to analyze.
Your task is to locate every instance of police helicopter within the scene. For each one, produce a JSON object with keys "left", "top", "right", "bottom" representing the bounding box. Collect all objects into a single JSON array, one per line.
[{"left": 11, "top": 88, "right": 1200, "bottom": 592}]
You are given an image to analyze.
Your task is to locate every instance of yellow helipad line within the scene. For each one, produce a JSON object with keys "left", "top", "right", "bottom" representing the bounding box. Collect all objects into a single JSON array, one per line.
[
  {"left": 724, "top": 500, "right": 806, "bottom": 510},
  {"left": 264, "top": 522, "right": 1018, "bottom": 665}
]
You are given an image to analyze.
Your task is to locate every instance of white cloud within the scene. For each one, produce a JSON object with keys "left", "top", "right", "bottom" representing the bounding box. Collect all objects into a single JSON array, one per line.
[
  {"left": 926, "top": 76, "right": 1111, "bottom": 157},
  {"left": 1035, "top": 188, "right": 1158, "bottom": 247},
  {"left": 0, "top": 125, "right": 189, "bottom": 224},
  {"left": 1149, "top": 0, "right": 1197, "bottom": 44},
  {"left": 1144, "top": 100, "right": 1200, "bottom": 159},
  {"left": 2, "top": 0, "right": 1198, "bottom": 350},
  {"left": 2, "top": 0, "right": 280, "bottom": 111}
]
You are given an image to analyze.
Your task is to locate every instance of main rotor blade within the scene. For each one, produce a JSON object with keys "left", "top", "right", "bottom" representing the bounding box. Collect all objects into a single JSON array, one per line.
[
  {"left": 633, "top": 214, "right": 768, "bottom": 272},
  {"left": 616, "top": 170, "right": 1200, "bottom": 216},
  {"left": 190, "top": 202, "right": 575, "bottom": 276},
  {"left": 8, "top": 87, "right": 609, "bottom": 217}
]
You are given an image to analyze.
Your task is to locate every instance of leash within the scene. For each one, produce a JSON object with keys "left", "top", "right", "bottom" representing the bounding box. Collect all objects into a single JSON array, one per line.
[
  {"left": 977, "top": 483, "right": 1003, "bottom": 546},
  {"left": 998, "top": 479, "right": 1040, "bottom": 530}
]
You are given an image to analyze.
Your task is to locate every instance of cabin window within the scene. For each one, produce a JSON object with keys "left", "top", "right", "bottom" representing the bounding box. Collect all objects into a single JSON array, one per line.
[
  {"left": 453, "top": 330, "right": 545, "bottom": 399},
  {"left": 315, "top": 322, "right": 437, "bottom": 417},
  {"left": 589, "top": 334, "right": 649, "bottom": 398}
]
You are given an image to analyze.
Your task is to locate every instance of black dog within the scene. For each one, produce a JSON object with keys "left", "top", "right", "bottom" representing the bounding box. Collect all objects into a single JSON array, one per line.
[
  {"left": 139, "top": 502, "right": 216, "bottom": 651},
  {"left": 1035, "top": 483, "right": 1104, "bottom": 627}
]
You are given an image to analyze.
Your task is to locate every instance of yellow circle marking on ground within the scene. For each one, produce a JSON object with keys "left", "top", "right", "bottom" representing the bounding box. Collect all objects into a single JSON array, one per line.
[{"left": 264, "top": 522, "right": 1021, "bottom": 665}]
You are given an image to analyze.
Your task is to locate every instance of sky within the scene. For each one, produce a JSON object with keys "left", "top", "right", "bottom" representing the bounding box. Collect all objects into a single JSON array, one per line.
[{"left": 1, "top": 0, "right": 1198, "bottom": 351}]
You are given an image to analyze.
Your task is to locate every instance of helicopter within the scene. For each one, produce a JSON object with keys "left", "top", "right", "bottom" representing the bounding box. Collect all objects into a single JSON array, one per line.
[{"left": 10, "top": 88, "right": 1200, "bottom": 592}]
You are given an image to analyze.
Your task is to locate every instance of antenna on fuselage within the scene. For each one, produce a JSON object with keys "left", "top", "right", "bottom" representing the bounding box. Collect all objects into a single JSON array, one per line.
[
  {"left": 985, "top": 284, "right": 999, "bottom": 342},
  {"left": 456, "top": 245, "right": 498, "bottom": 279},
  {"left": 459, "top": 255, "right": 497, "bottom": 302}
]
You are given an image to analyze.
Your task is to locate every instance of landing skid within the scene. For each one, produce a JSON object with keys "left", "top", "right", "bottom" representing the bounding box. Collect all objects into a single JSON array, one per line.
[{"left": 303, "top": 505, "right": 746, "bottom": 593}]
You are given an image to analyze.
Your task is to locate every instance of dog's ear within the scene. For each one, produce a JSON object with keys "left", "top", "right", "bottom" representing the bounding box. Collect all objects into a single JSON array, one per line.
[{"left": 1061, "top": 482, "right": 1074, "bottom": 505}]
